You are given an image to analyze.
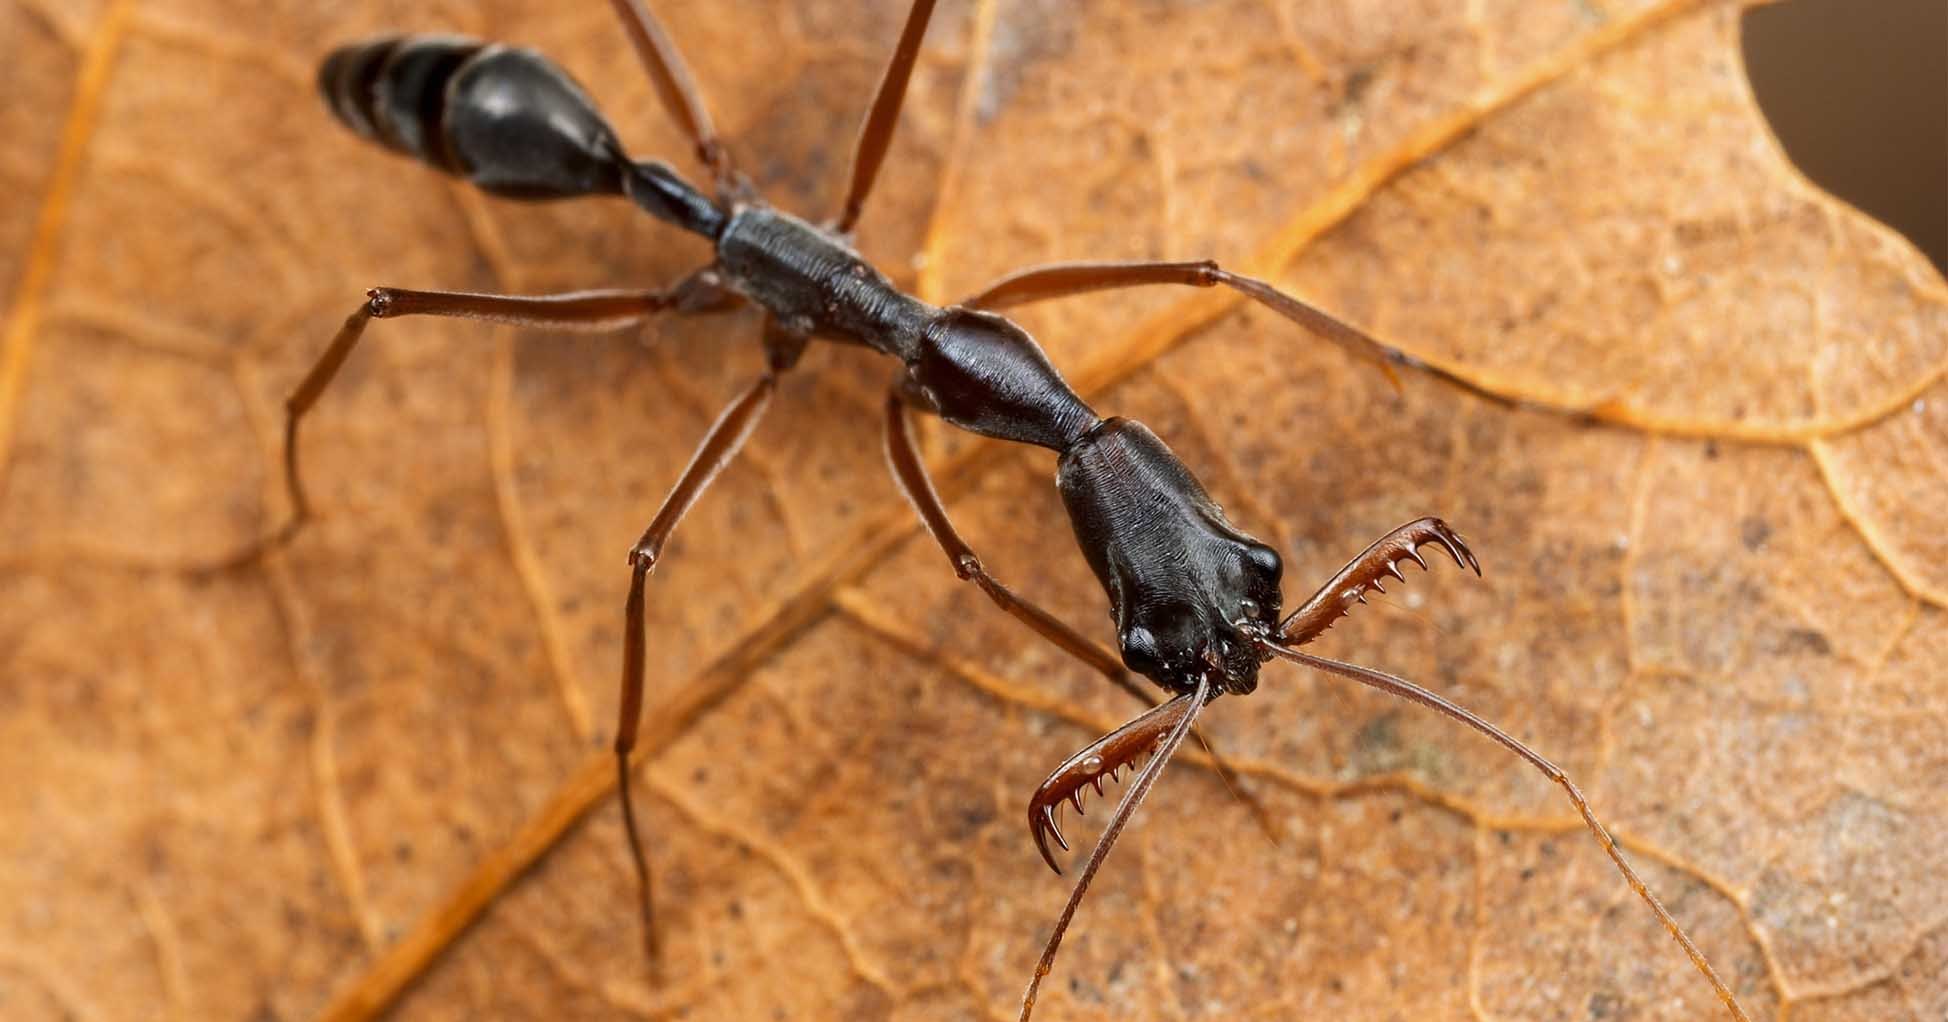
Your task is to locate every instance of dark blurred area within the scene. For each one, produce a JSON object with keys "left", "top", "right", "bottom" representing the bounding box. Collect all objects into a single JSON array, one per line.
[{"left": 1743, "top": 0, "right": 1947, "bottom": 274}]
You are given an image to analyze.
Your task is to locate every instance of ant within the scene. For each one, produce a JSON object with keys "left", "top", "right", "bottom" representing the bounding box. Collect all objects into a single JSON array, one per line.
[{"left": 262, "top": 1, "right": 1757, "bottom": 1018}]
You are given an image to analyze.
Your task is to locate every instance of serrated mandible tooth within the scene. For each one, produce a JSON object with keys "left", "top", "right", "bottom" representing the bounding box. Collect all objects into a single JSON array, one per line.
[{"left": 1044, "top": 804, "right": 1069, "bottom": 852}]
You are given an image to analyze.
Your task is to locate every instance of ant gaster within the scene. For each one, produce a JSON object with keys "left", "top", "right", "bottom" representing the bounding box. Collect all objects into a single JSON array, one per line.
[{"left": 257, "top": 2, "right": 1757, "bottom": 1018}]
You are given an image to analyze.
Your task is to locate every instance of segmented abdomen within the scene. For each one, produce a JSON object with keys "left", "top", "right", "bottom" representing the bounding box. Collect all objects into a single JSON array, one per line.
[{"left": 319, "top": 35, "right": 482, "bottom": 173}]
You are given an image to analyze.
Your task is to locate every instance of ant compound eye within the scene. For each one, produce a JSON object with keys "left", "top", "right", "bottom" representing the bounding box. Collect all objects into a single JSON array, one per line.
[
  {"left": 1121, "top": 626, "right": 1165, "bottom": 677},
  {"left": 1242, "top": 542, "right": 1282, "bottom": 583}
]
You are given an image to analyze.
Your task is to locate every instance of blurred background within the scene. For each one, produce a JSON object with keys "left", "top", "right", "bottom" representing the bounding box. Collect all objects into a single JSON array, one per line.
[{"left": 1743, "top": 0, "right": 1946, "bottom": 272}]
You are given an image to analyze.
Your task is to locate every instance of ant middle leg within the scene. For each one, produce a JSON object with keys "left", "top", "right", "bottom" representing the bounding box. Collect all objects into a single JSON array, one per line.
[
  {"left": 219, "top": 274, "right": 731, "bottom": 569},
  {"left": 615, "top": 363, "right": 781, "bottom": 971},
  {"left": 961, "top": 259, "right": 1512, "bottom": 404}
]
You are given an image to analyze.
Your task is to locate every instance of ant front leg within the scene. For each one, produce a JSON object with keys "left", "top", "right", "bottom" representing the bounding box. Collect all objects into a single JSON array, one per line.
[
  {"left": 962, "top": 259, "right": 1514, "bottom": 406},
  {"left": 615, "top": 360, "right": 782, "bottom": 971},
  {"left": 882, "top": 389, "right": 1149, "bottom": 706},
  {"left": 883, "top": 389, "right": 1283, "bottom": 842},
  {"left": 219, "top": 274, "right": 732, "bottom": 569}
]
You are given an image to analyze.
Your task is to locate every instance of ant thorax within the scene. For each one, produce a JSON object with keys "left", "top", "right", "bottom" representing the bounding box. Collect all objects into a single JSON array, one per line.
[{"left": 713, "top": 205, "right": 932, "bottom": 350}]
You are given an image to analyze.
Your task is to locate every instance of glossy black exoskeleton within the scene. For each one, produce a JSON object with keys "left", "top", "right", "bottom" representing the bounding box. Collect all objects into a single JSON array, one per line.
[
  {"left": 1059, "top": 418, "right": 1283, "bottom": 694},
  {"left": 266, "top": 6, "right": 1753, "bottom": 1021}
]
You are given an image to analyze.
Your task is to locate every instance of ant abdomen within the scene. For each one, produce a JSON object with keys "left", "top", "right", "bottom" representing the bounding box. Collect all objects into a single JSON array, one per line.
[
  {"left": 319, "top": 36, "right": 477, "bottom": 170},
  {"left": 319, "top": 36, "right": 630, "bottom": 200}
]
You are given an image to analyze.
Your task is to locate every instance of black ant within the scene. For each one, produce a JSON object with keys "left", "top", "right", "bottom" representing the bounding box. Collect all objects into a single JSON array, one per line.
[{"left": 260, "top": 1, "right": 1757, "bottom": 1018}]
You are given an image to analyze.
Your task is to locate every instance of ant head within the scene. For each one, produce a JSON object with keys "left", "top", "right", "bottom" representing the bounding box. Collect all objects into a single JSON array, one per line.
[
  {"left": 1116, "top": 536, "right": 1282, "bottom": 696},
  {"left": 1057, "top": 419, "right": 1283, "bottom": 696}
]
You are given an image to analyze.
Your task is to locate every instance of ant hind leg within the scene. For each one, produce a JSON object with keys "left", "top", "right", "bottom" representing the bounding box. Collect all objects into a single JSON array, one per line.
[
  {"left": 608, "top": 0, "right": 735, "bottom": 189},
  {"left": 615, "top": 363, "right": 781, "bottom": 970}
]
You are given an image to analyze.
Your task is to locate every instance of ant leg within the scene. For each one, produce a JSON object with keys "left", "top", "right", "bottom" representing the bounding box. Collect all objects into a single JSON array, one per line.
[
  {"left": 835, "top": 0, "right": 940, "bottom": 233},
  {"left": 961, "top": 259, "right": 1510, "bottom": 404},
  {"left": 883, "top": 389, "right": 1281, "bottom": 836},
  {"left": 883, "top": 388, "right": 1149, "bottom": 706},
  {"left": 219, "top": 276, "right": 730, "bottom": 569},
  {"left": 607, "top": 0, "right": 733, "bottom": 187},
  {"left": 1279, "top": 516, "right": 1481, "bottom": 646},
  {"left": 617, "top": 368, "right": 780, "bottom": 971}
]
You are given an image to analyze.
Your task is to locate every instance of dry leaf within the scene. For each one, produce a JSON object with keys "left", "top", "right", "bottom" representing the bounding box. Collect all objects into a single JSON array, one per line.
[{"left": 2, "top": 1, "right": 1944, "bottom": 1020}]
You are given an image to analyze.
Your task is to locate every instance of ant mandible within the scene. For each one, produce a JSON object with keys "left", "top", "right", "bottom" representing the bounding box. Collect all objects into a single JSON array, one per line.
[{"left": 256, "top": 1, "right": 1758, "bottom": 1017}]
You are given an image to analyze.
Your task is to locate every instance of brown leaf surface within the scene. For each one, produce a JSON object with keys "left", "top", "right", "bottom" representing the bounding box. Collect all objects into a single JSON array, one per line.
[{"left": 2, "top": 1, "right": 1944, "bottom": 1020}]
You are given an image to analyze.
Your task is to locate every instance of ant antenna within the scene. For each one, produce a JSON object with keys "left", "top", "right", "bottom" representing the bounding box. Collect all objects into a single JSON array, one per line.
[
  {"left": 1255, "top": 639, "right": 1752, "bottom": 1022},
  {"left": 1020, "top": 673, "right": 1213, "bottom": 1021},
  {"left": 1192, "top": 725, "right": 1284, "bottom": 855}
]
